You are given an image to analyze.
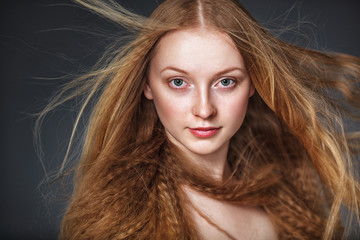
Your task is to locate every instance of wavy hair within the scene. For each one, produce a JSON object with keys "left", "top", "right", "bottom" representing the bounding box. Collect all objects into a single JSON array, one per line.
[{"left": 37, "top": 0, "right": 360, "bottom": 239}]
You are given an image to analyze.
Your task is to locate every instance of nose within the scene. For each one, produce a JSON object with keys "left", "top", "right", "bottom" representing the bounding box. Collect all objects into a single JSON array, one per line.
[{"left": 192, "top": 88, "right": 216, "bottom": 119}]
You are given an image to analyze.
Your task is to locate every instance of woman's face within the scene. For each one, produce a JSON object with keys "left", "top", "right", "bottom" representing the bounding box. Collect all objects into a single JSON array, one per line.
[{"left": 144, "top": 28, "right": 254, "bottom": 158}]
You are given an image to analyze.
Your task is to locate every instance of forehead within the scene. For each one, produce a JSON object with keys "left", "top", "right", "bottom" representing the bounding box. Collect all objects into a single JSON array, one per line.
[
  {"left": 159, "top": 27, "right": 237, "bottom": 48},
  {"left": 149, "top": 28, "right": 245, "bottom": 74}
]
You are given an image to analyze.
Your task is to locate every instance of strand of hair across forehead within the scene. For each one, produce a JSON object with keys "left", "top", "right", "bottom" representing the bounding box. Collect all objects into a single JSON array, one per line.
[{"left": 197, "top": 0, "right": 205, "bottom": 27}]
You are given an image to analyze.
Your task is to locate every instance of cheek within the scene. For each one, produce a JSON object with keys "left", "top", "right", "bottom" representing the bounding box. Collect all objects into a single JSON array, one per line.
[
  {"left": 221, "top": 94, "right": 250, "bottom": 125},
  {"left": 155, "top": 101, "right": 177, "bottom": 119},
  {"left": 152, "top": 92, "right": 188, "bottom": 125}
]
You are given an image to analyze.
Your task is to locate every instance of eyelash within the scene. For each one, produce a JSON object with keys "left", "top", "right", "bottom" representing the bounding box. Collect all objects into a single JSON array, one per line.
[
  {"left": 169, "top": 78, "right": 189, "bottom": 88},
  {"left": 216, "top": 78, "right": 236, "bottom": 88},
  {"left": 168, "top": 77, "right": 237, "bottom": 89}
]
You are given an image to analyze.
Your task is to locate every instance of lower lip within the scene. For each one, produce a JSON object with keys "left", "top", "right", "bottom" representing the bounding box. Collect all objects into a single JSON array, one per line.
[{"left": 189, "top": 128, "right": 220, "bottom": 138}]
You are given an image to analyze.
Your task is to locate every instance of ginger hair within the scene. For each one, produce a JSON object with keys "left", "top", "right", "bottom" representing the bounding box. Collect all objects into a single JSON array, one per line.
[{"left": 37, "top": 0, "right": 360, "bottom": 239}]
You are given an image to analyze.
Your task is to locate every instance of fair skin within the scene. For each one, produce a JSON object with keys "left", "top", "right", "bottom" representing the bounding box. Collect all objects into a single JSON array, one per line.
[
  {"left": 144, "top": 28, "right": 277, "bottom": 239},
  {"left": 145, "top": 28, "right": 253, "bottom": 180}
]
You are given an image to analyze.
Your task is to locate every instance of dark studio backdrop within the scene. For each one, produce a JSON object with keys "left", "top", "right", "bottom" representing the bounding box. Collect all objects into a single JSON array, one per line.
[{"left": 1, "top": 0, "right": 359, "bottom": 239}]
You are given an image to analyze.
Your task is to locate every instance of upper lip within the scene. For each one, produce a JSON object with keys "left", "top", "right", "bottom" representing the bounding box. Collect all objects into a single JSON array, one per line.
[{"left": 189, "top": 127, "right": 220, "bottom": 131}]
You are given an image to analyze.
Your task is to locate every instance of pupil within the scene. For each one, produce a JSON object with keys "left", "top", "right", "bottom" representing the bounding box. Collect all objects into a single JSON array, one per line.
[
  {"left": 174, "top": 79, "right": 183, "bottom": 86},
  {"left": 222, "top": 79, "right": 230, "bottom": 86}
]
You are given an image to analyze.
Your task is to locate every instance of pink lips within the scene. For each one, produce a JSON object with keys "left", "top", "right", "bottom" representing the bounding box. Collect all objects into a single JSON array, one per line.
[{"left": 189, "top": 127, "right": 220, "bottom": 138}]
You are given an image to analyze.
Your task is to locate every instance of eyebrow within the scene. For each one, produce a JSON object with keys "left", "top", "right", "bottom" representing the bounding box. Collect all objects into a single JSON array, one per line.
[{"left": 160, "top": 66, "right": 247, "bottom": 76}]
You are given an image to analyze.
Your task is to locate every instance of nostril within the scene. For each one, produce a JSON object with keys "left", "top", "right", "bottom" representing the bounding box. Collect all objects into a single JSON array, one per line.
[{"left": 193, "top": 102, "right": 216, "bottom": 119}]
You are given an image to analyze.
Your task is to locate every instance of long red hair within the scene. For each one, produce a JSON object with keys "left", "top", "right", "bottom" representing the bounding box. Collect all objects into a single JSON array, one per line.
[{"left": 37, "top": 0, "right": 360, "bottom": 239}]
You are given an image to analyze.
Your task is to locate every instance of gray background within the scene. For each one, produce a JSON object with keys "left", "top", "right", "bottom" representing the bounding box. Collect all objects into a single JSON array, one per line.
[{"left": 1, "top": 0, "right": 359, "bottom": 239}]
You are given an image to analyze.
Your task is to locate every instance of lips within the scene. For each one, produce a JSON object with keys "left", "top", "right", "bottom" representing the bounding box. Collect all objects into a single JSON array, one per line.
[{"left": 188, "top": 127, "right": 221, "bottom": 138}]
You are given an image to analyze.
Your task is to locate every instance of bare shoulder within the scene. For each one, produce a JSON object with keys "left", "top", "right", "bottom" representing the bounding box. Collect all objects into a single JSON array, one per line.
[{"left": 183, "top": 186, "right": 278, "bottom": 240}]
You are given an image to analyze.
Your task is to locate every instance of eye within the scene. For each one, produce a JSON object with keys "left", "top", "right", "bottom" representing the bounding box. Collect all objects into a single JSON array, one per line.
[
  {"left": 216, "top": 78, "right": 235, "bottom": 88},
  {"left": 169, "top": 78, "right": 188, "bottom": 88}
]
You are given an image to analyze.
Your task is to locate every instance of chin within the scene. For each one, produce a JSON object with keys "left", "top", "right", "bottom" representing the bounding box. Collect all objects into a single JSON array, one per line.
[{"left": 186, "top": 144, "right": 224, "bottom": 156}]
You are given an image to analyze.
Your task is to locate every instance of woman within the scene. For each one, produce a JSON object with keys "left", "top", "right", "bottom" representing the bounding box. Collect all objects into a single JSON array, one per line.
[{"left": 39, "top": 0, "right": 360, "bottom": 239}]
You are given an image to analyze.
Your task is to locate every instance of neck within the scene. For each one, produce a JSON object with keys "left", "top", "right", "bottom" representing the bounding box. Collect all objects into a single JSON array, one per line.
[{"left": 182, "top": 141, "right": 232, "bottom": 181}]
